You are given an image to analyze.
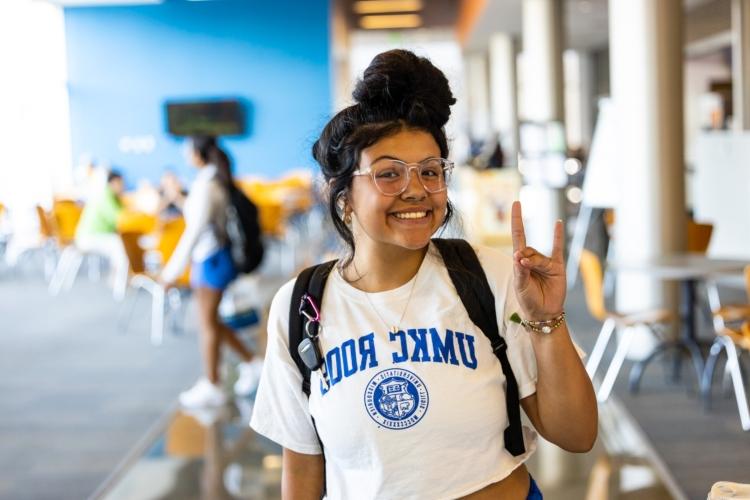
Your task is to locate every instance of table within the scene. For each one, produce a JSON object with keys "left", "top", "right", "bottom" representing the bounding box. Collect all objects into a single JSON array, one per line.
[{"left": 610, "top": 254, "right": 749, "bottom": 391}]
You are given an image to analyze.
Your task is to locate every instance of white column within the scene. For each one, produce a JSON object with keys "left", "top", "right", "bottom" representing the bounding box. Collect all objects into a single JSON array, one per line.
[
  {"left": 466, "top": 52, "right": 491, "bottom": 142},
  {"left": 610, "top": 0, "right": 685, "bottom": 358},
  {"left": 732, "top": 0, "right": 750, "bottom": 130},
  {"left": 521, "top": 0, "right": 565, "bottom": 123},
  {"left": 564, "top": 50, "right": 595, "bottom": 153},
  {"left": 488, "top": 33, "right": 519, "bottom": 165},
  {"left": 520, "top": 0, "right": 566, "bottom": 254}
]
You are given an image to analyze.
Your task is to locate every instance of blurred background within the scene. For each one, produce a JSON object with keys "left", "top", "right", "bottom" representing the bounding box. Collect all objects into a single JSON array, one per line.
[{"left": 1, "top": 0, "right": 749, "bottom": 499}]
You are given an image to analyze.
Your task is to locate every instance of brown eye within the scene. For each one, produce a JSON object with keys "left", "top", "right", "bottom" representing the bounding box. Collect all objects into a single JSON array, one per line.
[{"left": 374, "top": 168, "right": 402, "bottom": 180}]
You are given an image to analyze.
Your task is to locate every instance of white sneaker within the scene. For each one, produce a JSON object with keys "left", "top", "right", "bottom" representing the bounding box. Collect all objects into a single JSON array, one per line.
[
  {"left": 179, "top": 378, "right": 228, "bottom": 408},
  {"left": 234, "top": 358, "right": 264, "bottom": 396}
]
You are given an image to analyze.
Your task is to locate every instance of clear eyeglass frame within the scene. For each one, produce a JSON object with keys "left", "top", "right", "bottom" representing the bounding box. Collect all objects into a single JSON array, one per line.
[{"left": 352, "top": 157, "right": 455, "bottom": 197}]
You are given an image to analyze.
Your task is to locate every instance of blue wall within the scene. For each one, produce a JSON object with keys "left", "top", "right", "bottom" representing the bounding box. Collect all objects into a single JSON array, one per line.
[{"left": 64, "top": 0, "right": 331, "bottom": 184}]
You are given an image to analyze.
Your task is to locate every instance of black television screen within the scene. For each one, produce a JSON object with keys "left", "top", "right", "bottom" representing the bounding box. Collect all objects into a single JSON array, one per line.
[{"left": 166, "top": 99, "right": 245, "bottom": 136}]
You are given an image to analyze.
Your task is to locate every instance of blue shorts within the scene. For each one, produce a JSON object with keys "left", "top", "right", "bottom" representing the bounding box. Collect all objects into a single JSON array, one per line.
[
  {"left": 527, "top": 475, "right": 543, "bottom": 499},
  {"left": 190, "top": 247, "right": 237, "bottom": 291}
]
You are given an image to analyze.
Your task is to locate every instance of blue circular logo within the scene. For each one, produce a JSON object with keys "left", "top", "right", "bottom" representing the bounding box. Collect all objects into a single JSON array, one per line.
[{"left": 364, "top": 368, "right": 429, "bottom": 429}]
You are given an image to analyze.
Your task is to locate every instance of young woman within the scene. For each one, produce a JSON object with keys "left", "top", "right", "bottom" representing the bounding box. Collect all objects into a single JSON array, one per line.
[
  {"left": 250, "top": 50, "right": 597, "bottom": 499},
  {"left": 160, "top": 136, "right": 262, "bottom": 408}
]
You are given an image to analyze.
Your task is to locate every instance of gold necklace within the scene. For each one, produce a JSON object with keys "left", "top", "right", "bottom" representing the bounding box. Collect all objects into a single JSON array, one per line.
[{"left": 351, "top": 261, "right": 420, "bottom": 334}]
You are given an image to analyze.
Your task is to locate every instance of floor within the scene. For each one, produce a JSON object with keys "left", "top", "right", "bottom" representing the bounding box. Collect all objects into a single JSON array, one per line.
[
  {"left": 97, "top": 395, "right": 674, "bottom": 500},
  {"left": 0, "top": 259, "right": 202, "bottom": 500}
]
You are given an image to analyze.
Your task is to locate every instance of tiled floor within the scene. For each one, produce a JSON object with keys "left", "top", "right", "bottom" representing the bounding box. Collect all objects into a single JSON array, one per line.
[
  {"left": 97, "top": 393, "right": 675, "bottom": 500},
  {"left": 101, "top": 401, "right": 282, "bottom": 500}
]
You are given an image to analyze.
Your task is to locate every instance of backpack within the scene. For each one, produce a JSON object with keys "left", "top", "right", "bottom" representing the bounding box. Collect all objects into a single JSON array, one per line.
[
  {"left": 225, "top": 184, "right": 264, "bottom": 274},
  {"left": 289, "top": 238, "right": 525, "bottom": 468}
]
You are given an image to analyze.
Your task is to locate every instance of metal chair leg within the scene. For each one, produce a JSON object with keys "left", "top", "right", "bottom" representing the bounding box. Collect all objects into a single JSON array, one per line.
[
  {"left": 62, "top": 251, "right": 84, "bottom": 291},
  {"left": 684, "top": 339, "right": 706, "bottom": 388},
  {"left": 724, "top": 340, "right": 750, "bottom": 431},
  {"left": 723, "top": 358, "right": 734, "bottom": 398},
  {"left": 166, "top": 288, "right": 185, "bottom": 336},
  {"left": 628, "top": 341, "right": 677, "bottom": 394},
  {"left": 586, "top": 318, "right": 616, "bottom": 378},
  {"left": 701, "top": 339, "right": 725, "bottom": 409},
  {"left": 150, "top": 286, "right": 165, "bottom": 346},
  {"left": 131, "top": 275, "right": 166, "bottom": 346},
  {"left": 49, "top": 246, "right": 73, "bottom": 295},
  {"left": 598, "top": 327, "right": 635, "bottom": 402}
]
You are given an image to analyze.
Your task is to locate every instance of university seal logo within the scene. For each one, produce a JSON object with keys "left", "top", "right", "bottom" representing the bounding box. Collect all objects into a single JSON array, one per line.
[{"left": 364, "top": 368, "right": 429, "bottom": 429}]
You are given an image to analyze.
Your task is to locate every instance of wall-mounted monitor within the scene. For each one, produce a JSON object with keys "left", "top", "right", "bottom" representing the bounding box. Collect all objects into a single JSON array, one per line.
[{"left": 165, "top": 99, "right": 245, "bottom": 137}]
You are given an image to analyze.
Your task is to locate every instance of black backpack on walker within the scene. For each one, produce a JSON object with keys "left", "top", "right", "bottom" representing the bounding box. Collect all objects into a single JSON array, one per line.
[
  {"left": 225, "top": 184, "right": 264, "bottom": 274},
  {"left": 288, "top": 238, "right": 525, "bottom": 463}
]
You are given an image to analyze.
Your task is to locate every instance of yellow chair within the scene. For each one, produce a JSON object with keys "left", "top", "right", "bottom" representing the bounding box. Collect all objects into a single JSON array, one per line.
[
  {"left": 687, "top": 220, "right": 713, "bottom": 254},
  {"left": 48, "top": 200, "right": 117, "bottom": 296},
  {"left": 236, "top": 176, "right": 316, "bottom": 274},
  {"left": 36, "top": 205, "right": 56, "bottom": 241},
  {"left": 703, "top": 265, "right": 750, "bottom": 431},
  {"left": 117, "top": 211, "right": 157, "bottom": 235},
  {"left": 580, "top": 249, "right": 675, "bottom": 401},
  {"left": 154, "top": 217, "right": 190, "bottom": 287},
  {"left": 120, "top": 218, "right": 189, "bottom": 345},
  {"left": 51, "top": 200, "right": 83, "bottom": 246}
]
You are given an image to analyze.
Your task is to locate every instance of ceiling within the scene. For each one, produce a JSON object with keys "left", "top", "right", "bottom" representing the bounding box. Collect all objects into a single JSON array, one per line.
[
  {"left": 46, "top": 0, "right": 730, "bottom": 52},
  {"left": 465, "top": 0, "right": 726, "bottom": 52},
  {"left": 341, "top": 0, "right": 458, "bottom": 30}
]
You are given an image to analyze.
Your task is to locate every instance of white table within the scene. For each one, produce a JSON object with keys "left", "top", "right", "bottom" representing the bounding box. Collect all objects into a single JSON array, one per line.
[{"left": 610, "top": 254, "right": 749, "bottom": 391}]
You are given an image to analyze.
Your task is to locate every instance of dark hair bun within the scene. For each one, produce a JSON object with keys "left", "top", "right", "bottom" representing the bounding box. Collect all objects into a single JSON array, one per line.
[{"left": 352, "top": 49, "right": 456, "bottom": 128}]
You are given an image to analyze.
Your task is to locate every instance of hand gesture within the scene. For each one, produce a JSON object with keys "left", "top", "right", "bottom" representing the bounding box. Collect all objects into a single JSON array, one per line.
[{"left": 511, "top": 201, "right": 566, "bottom": 320}]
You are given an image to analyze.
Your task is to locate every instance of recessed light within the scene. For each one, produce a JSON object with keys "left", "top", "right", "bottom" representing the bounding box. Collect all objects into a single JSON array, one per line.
[
  {"left": 359, "top": 14, "right": 422, "bottom": 29},
  {"left": 353, "top": 0, "right": 422, "bottom": 14}
]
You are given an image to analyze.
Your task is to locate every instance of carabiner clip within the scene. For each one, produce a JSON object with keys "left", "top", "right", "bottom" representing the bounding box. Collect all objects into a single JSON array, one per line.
[
  {"left": 298, "top": 293, "right": 320, "bottom": 323},
  {"left": 305, "top": 320, "right": 318, "bottom": 339}
]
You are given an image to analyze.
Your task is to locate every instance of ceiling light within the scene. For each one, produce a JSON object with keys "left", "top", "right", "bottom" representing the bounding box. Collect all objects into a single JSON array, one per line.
[
  {"left": 359, "top": 14, "right": 422, "bottom": 29},
  {"left": 566, "top": 186, "right": 583, "bottom": 204},
  {"left": 564, "top": 158, "right": 582, "bottom": 175},
  {"left": 353, "top": 0, "right": 422, "bottom": 14}
]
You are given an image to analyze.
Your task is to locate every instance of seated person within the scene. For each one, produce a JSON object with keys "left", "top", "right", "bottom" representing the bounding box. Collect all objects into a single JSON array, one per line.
[
  {"left": 75, "top": 171, "right": 129, "bottom": 300},
  {"left": 157, "top": 170, "right": 187, "bottom": 219}
]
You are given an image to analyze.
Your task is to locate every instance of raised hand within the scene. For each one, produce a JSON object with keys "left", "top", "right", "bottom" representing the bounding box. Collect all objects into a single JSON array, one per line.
[{"left": 510, "top": 201, "right": 566, "bottom": 321}]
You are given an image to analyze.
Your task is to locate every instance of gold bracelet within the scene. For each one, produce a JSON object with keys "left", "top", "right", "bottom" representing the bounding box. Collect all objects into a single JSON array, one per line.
[{"left": 510, "top": 311, "right": 566, "bottom": 334}]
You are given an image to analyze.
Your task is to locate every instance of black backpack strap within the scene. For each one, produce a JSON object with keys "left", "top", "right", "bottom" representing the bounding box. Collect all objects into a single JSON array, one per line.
[
  {"left": 432, "top": 238, "right": 526, "bottom": 457},
  {"left": 288, "top": 260, "right": 337, "bottom": 498},
  {"left": 289, "top": 260, "right": 337, "bottom": 395}
]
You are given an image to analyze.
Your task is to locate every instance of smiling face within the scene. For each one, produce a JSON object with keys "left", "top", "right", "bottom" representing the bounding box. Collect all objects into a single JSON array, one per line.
[{"left": 348, "top": 128, "right": 448, "bottom": 254}]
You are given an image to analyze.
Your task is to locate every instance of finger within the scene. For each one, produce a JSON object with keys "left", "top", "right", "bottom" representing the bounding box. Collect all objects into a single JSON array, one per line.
[
  {"left": 551, "top": 219, "right": 564, "bottom": 262},
  {"left": 511, "top": 201, "right": 526, "bottom": 251},
  {"left": 519, "top": 253, "right": 554, "bottom": 273},
  {"left": 514, "top": 246, "right": 540, "bottom": 260}
]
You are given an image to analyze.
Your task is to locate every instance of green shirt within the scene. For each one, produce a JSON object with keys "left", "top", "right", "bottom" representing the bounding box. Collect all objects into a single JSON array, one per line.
[{"left": 76, "top": 186, "right": 123, "bottom": 237}]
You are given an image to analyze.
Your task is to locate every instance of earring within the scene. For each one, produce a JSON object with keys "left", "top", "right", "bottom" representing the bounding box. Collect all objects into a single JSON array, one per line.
[{"left": 344, "top": 212, "right": 352, "bottom": 225}]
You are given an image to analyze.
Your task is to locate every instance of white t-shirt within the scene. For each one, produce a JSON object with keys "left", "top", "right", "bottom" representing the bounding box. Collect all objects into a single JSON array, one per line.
[
  {"left": 251, "top": 243, "right": 539, "bottom": 500},
  {"left": 161, "top": 165, "right": 228, "bottom": 283}
]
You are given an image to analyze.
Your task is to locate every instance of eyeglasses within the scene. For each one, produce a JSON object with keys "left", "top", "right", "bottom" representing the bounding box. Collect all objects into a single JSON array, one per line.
[{"left": 353, "top": 157, "right": 454, "bottom": 196}]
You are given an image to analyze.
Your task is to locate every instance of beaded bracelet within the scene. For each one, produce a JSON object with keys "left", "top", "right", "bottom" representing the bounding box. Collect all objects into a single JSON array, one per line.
[{"left": 509, "top": 311, "right": 566, "bottom": 334}]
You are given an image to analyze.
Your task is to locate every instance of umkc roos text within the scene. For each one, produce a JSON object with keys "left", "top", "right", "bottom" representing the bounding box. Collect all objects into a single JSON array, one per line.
[{"left": 319, "top": 329, "right": 479, "bottom": 395}]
